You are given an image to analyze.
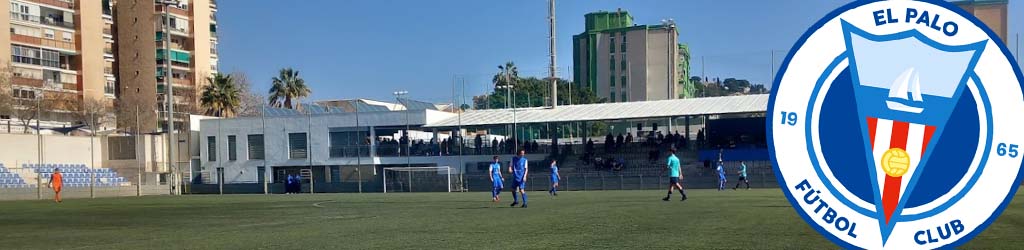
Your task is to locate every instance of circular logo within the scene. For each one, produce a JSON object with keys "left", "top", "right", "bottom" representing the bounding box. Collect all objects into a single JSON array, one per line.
[{"left": 768, "top": 0, "right": 1024, "bottom": 249}]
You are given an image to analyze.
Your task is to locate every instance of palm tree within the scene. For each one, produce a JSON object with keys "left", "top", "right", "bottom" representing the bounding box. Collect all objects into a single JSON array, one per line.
[
  {"left": 200, "top": 73, "right": 241, "bottom": 117},
  {"left": 491, "top": 61, "right": 518, "bottom": 108},
  {"left": 268, "top": 68, "right": 311, "bottom": 109}
]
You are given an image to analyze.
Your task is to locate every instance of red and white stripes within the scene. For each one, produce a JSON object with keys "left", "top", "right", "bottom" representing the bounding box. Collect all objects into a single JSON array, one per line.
[{"left": 866, "top": 117, "right": 936, "bottom": 223}]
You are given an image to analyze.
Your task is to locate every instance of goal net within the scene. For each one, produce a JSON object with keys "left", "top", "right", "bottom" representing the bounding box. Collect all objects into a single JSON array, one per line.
[{"left": 383, "top": 166, "right": 458, "bottom": 193}]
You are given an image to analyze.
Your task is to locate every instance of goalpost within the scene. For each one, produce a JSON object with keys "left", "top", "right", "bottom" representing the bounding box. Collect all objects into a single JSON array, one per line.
[{"left": 383, "top": 166, "right": 453, "bottom": 193}]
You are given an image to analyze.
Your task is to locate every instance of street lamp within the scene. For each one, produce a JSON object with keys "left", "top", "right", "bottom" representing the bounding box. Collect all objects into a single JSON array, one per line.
[
  {"left": 157, "top": 0, "right": 181, "bottom": 195},
  {"left": 496, "top": 84, "right": 517, "bottom": 152},
  {"left": 393, "top": 91, "right": 410, "bottom": 166}
]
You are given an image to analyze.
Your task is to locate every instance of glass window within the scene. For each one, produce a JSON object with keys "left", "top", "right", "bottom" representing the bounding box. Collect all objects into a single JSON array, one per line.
[
  {"left": 247, "top": 134, "right": 264, "bottom": 160},
  {"left": 610, "top": 92, "right": 616, "bottom": 103},
  {"left": 43, "top": 29, "right": 54, "bottom": 39},
  {"left": 207, "top": 136, "right": 216, "bottom": 161},
  {"left": 609, "top": 75, "right": 615, "bottom": 87},
  {"left": 227, "top": 135, "right": 237, "bottom": 161},
  {"left": 610, "top": 37, "right": 615, "bottom": 53},
  {"left": 609, "top": 55, "right": 615, "bottom": 71},
  {"left": 289, "top": 133, "right": 308, "bottom": 159},
  {"left": 621, "top": 92, "right": 628, "bottom": 102},
  {"left": 621, "top": 76, "right": 628, "bottom": 88}
]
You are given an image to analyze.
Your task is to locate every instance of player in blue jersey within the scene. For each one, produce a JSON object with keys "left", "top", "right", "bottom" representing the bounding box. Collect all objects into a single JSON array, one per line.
[
  {"left": 489, "top": 156, "right": 504, "bottom": 202},
  {"left": 548, "top": 160, "right": 560, "bottom": 196},
  {"left": 733, "top": 161, "right": 750, "bottom": 190},
  {"left": 663, "top": 148, "right": 687, "bottom": 201},
  {"left": 716, "top": 160, "right": 727, "bottom": 191},
  {"left": 509, "top": 150, "right": 529, "bottom": 208}
]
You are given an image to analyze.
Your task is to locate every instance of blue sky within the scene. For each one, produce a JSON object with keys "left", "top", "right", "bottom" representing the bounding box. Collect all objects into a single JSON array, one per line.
[{"left": 216, "top": 0, "right": 1022, "bottom": 104}]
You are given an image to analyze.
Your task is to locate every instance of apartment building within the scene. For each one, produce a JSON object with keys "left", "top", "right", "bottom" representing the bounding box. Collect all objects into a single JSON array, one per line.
[
  {"left": 0, "top": 0, "right": 218, "bottom": 132},
  {"left": 572, "top": 10, "right": 679, "bottom": 103}
]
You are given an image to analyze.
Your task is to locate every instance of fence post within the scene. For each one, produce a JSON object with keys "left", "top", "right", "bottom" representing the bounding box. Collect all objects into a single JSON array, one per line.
[
  {"left": 357, "top": 167, "right": 363, "bottom": 193},
  {"left": 565, "top": 175, "right": 570, "bottom": 191},
  {"left": 639, "top": 174, "right": 644, "bottom": 190},
  {"left": 583, "top": 175, "right": 587, "bottom": 191},
  {"left": 620, "top": 175, "right": 624, "bottom": 190},
  {"left": 600, "top": 173, "right": 605, "bottom": 190}
]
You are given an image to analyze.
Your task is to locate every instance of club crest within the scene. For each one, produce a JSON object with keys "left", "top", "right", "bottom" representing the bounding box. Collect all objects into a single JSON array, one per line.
[{"left": 768, "top": 0, "right": 1024, "bottom": 249}]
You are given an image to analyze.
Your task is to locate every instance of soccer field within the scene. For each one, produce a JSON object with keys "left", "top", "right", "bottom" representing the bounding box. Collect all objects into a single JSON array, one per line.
[{"left": 1, "top": 189, "right": 1022, "bottom": 249}]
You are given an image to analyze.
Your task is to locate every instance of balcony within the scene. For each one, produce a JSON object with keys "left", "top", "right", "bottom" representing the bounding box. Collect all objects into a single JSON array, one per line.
[
  {"left": 103, "top": 27, "right": 113, "bottom": 36},
  {"left": 13, "top": 77, "right": 44, "bottom": 88},
  {"left": 28, "top": 0, "right": 75, "bottom": 9},
  {"left": 104, "top": 67, "right": 114, "bottom": 75},
  {"left": 10, "top": 12, "right": 75, "bottom": 29},
  {"left": 155, "top": 5, "right": 190, "bottom": 17},
  {"left": 104, "top": 47, "right": 114, "bottom": 55}
]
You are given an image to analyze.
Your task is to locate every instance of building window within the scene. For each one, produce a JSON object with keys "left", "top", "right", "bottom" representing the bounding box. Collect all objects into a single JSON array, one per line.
[
  {"left": 12, "top": 88, "right": 36, "bottom": 99},
  {"left": 621, "top": 32, "right": 627, "bottom": 52},
  {"left": 62, "top": 31, "right": 72, "bottom": 42},
  {"left": 609, "top": 75, "right": 615, "bottom": 87},
  {"left": 288, "top": 133, "right": 308, "bottom": 159},
  {"left": 610, "top": 92, "right": 616, "bottom": 103},
  {"left": 247, "top": 134, "right": 264, "bottom": 160},
  {"left": 610, "top": 37, "right": 615, "bottom": 53},
  {"left": 12, "top": 45, "right": 60, "bottom": 69},
  {"left": 43, "top": 29, "right": 55, "bottom": 39},
  {"left": 609, "top": 55, "right": 615, "bottom": 71},
  {"left": 227, "top": 135, "right": 237, "bottom": 161},
  {"left": 329, "top": 131, "right": 368, "bottom": 158},
  {"left": 621, "top": 92, "right": 628, "bottom": 102},
  {"left": 207, "top": 136, "right": 216, "bottom": 161},
  {"left": 621, "top": 59, "right": 627, "bottom": 71}
]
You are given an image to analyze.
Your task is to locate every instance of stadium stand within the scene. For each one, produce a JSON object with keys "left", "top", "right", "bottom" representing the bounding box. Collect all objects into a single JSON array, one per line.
[
  {"left": 17, "top": 163, "right": 130, "bottom": 188},
  {"left": 0, "top": 164, "right": 31, "bottom": 188}
]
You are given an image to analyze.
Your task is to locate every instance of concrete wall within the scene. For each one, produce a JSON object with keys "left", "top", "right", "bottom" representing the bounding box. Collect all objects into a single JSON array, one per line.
[
  {"left": 0, "top": 133, "right": 170, "bottom": 184},
  {"left": 0, "top": 133, "right": 104, "bottom": 169}
]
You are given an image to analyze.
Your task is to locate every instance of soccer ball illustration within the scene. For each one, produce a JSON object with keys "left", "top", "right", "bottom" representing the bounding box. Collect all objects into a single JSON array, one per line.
[{"left": 881, "top": 148, "right": 910, "bottom": 177}]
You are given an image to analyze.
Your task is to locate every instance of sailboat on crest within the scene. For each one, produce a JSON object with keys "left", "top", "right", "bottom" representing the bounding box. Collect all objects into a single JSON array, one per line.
[{"left": 885, "top": 68, "right": 924, "bottom": 113}]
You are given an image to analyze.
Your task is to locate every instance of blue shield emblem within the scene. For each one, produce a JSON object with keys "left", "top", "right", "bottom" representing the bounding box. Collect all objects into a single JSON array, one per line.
[{"left": 842, "top": 20, "right": 987, "bottom": 243}]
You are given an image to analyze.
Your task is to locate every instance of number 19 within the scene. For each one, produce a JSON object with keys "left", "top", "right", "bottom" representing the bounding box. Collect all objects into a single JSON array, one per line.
[{"left": 780, "top": 111, "right": 798, "bottom": 126}]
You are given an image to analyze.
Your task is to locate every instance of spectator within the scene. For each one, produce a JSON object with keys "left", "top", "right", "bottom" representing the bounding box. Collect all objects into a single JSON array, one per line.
[
  {"left": 531, "top": 141, "right": 539, "bottom": 154},
  {"left": 657, "top": 131, "right": 664, "bottom": 145},
  {"left": 697, "top": 129, "right": 705, "bottom": 148},
  {"left": 605, "top": 133, "right": 614, "bottom": 152},
  {"left": 625, "top": 132, "right": 633, "bottom": 144},
  {"left": 585, "top": 138, "right": 595, "bottom": 154},
  {"left": 492, "top": 138, "right": 499, "bottom": 154},
  {"left": 616, "top": 133, "right": 624, "bottom": 151},
  {"left": 475, "top": 135, "right": 483, "bottom": 155}
]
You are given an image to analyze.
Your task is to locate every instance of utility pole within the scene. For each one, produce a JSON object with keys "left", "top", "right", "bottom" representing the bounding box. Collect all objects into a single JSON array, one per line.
[
  {"left": 158, "top": 0, "right": 180, "bottom": 196},
  {"left": 136, "top": 106, "right": 142, "bottom": 196},
  {"left": 548, "top": 0, "right": 557, "bottom": 109}
]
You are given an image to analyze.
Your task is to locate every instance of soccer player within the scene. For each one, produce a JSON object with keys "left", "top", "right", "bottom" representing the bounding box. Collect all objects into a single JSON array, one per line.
[
  {"left": 716, "top": 161, "right": 727, "bottom": 191},
  {"left": 663, "top": 148, "right": 687, "bottom": 201},
  {"left": 509, "top": 150, "right": 528, "bottom": 208},
  {"left": 489, "top": 156, "right": 503, "bottom": 202},
  {"left": 733, "top": 161, "right": 750, "bottom": 190},
  {"left": 48, "top": 168, "right": 63, "bottom": 203},
  {"left": 549, "top": 160, "right": 560, "bottom": 196}
]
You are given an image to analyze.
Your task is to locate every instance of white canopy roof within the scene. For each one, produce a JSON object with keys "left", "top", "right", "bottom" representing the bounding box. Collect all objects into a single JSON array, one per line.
[{"left": 425, "top": 94, "right": 769, "bottom": 127}]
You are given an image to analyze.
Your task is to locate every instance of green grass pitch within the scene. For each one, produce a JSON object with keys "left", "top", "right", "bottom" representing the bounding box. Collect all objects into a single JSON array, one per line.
[{"left": 1, "top": 189, "right": 1022, "bottom": 249}]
